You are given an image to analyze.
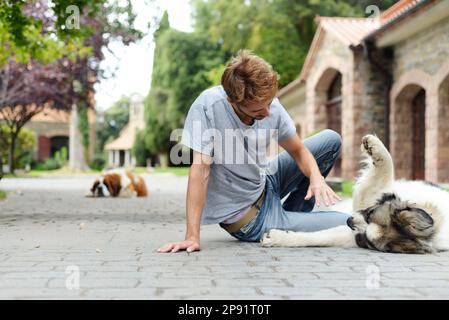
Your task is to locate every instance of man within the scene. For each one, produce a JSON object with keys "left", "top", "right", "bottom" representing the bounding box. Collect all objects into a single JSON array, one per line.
[{"left": 158, "top": 50, "right": 349, "bottom": 254}]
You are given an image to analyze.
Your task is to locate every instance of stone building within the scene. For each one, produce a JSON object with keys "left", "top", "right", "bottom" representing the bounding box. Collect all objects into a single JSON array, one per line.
[
  {"left": 279, "top": 0, "right": 449, "bottom": 182},
  {"left": 24, "top": 107, "right": 96, "bottom": 164},
  {"left": 104, "top": 94, "right": 145, "bottom": 167}
]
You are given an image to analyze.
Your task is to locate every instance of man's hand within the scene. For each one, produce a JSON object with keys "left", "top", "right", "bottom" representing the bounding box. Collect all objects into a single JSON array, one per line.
[
  {"left": 157, "top": 239, "right": 200, "bottom": 253},
  {"left": 305, "top": 174, "right": 341, "bottom": 207}
]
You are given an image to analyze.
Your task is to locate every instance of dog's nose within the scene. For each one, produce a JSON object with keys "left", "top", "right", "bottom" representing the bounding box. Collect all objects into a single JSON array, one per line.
[{"left": 347, "top": 217, "right": 356, "bottom": 230}]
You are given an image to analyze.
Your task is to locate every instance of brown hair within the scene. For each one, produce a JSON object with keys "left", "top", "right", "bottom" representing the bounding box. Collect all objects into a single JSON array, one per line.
[{"left": 221, "top": 49, "right": 279, "bottom": 107}]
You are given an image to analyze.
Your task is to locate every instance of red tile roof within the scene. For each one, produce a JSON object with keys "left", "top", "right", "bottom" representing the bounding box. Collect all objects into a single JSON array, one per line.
[{"left": 317, "top": 17, "right": 380, "bottom": 47}]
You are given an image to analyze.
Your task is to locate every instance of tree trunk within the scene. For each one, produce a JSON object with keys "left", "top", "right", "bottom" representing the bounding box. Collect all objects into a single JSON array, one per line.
[
  {"left": 0, "top": 153, "right": 3, "bottom": 180},
  {"left": 69, "top": 104, "right": 88, "bottom": 170},
  {"left": 8, "top": 132, "right": 17, "bottom": 174}
]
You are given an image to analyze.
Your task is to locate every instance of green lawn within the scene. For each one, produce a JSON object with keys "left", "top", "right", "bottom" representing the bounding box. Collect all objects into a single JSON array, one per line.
[
  {"left": 0, "top": 190, "right": 6, "bottom": 200},
  {"left": 4, "top": 167, "right": 101, "bottom": 178},
  {"left": 135, "top": 166, "right": 190, "bottom": 176},
  {"left": 336, "top": 180, "right": 354, "bottom": 198}
]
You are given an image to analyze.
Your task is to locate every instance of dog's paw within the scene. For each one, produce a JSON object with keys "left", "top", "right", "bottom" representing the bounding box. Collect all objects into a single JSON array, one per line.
[
  {"left": 261, "top": 229, "right": 293, "bottom": 247},
  {"left": 361, "top": 134, "right": 388, "bottom": 164}
]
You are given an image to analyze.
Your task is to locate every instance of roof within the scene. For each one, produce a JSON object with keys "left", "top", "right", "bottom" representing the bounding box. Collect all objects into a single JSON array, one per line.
[
  {"left": 317, "top": 17, "right": 380, "bottom": 47},
  {"left": 104, "top": 124, "right": 136, "bottom": 151},
  {"left": 292, "top": 0, "right": 436, "bottom": 83},
  {"left": 380, "top": 0, "right": 427, "bottom": 24}
]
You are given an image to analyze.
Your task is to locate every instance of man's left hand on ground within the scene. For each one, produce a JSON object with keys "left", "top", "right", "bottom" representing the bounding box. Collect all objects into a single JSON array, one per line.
[{"left": 305, "top": 174, "right": 342, "bottom": 207}]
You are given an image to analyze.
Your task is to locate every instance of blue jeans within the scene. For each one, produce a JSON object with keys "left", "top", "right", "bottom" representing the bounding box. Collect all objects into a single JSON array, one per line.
[{"left": 219, "top": 129, "right": 350, "bottom": 242}]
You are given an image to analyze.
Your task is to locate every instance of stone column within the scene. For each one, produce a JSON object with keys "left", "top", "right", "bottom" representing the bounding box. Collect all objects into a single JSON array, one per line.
[
  {"left": 69, "top": 104, "right": 88, "bottom": 170},
  {"left": 114, "top": 150, "right": 120, "bottom": 167},
  {"left": 108, "top": 151, "right": 113, "bottom": 167}
]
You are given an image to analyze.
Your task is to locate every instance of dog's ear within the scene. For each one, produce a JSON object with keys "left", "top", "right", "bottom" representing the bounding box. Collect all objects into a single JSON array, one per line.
[
  {"left": 104, "top": 174, "right": 121, "bottom": 197},
  {"left": 392, "top": 207, "right": 435, "bottom": 239},
  {"left": 386, "top": 238, "right": 434, "bottom": 254},
  {"left": 90, "top": 180, "right": 100, "bottom": 194}
]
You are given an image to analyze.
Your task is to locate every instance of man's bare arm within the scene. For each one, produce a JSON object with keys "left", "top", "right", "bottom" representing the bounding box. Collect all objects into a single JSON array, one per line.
[
  {"left": 157, "top": 151, "right": 212, "bottom": 253},
  {"left": 279, "top": 135, "right": 341, "bottom": 207}
]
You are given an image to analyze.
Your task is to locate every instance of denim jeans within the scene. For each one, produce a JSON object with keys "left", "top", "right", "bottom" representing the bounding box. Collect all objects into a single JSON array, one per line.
[{"left": 219, "top": 129, "right": 351, "bottom": 242}]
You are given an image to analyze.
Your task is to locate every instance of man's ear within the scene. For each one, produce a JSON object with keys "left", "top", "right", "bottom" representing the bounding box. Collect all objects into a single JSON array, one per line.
[{"left": 392, "top": 207, "right": 435, "bottom": 239}]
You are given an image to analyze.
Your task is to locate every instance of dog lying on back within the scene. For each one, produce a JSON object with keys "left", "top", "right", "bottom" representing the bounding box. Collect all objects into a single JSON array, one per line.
[
  {"left": 262, "top": 134, "right": 449, "bottom": 254},
  {"left": 89, "top": 168, "right": 148, "bottom": 198}
]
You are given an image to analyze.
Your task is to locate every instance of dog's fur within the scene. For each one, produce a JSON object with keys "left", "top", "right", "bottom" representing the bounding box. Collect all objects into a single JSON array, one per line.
[
  {"left": 89, "top": 168, "right": 148, "bottom": 198},
  {"left": 261, "top": 134, "right": 449, "bottom": 254}
]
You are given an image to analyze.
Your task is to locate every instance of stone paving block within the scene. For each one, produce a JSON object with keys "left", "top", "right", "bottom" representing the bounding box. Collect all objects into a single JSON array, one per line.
[{"left": 2, "top": 176, "right": 449, "bottom": 299}]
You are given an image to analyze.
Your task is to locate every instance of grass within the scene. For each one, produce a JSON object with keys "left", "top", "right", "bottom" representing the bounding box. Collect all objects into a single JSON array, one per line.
[
  {"left": 336, "top": 180, "right": 354, "bottom": 198},
  {"left": 0, "top": 190, "right": 6, "bottom": 200},
  {"left": 134, "top": 166, "right": 190, "bottom": 176},
  {"left": 4, "top": 167, "right": 102, "bottom": 178}
]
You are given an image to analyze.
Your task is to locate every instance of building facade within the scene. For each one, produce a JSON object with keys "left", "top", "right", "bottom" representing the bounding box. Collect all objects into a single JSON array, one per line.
[
  {"left": 104, "top": 94, "right": 145, "bottom": 167},
  {"left": 279, "top": 0, "right": 449, "bottom": 182}
]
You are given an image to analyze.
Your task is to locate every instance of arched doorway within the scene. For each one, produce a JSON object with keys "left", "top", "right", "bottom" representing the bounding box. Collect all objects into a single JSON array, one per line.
[
  {"left": 438, "top": 73, "right": 449, "bottom": 182},
  {"left": 314, "top": 68, "right": 343, "bottom": 177},
  {"left": 50, "top": 136, "right": 69, "bottom": 158},
  {"left": 411, "top": 90, "right": 425, "bottom": 180},
  {"left": 391, "top": 84, "right": 426, "bottom": 180},
  {"left": 326, "top": 73, "right": 342, "bottom": 177}
]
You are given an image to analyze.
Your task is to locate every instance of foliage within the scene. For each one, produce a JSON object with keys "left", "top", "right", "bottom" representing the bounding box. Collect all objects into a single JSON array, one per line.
[
  {"left": 95, "top": 96, "right": 130, "bottom": 153},
  {"left": 142, "top": 16, "right": 226, "bottom": 154},
  {"left": 0, "top": 189, "right": 6, "bottom": 200},
  {"left": 133, "top": 130, "right": 152, "bottom": 166},
  {"left": 192, "top": 0, "right": 398, "bottom": 87},
  {"left": 89, "top": 153, "right": 106, "bottom": 171},
  {"left": 0, "top": 0, "right": 145, "bottom": 173},
  {"left": 0, "top": 124, "right": 36, "bottom": 169}
]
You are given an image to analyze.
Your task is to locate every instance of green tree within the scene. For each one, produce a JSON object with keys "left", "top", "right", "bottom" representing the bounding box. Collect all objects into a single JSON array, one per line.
[
  {"left": 191, "top": 0, "right": 398, "bottom": 88},
  {"left": 95, "top": 96, "right": 130, "bottom": 153},
  {"left": 0, "top": 124, "right": 35, "bottom": 170},
  {"left": 143, "top": 14, "right": 226, "bottom": 155}
]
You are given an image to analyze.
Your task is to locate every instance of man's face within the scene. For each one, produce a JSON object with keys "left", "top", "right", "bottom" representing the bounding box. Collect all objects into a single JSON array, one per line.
[{"left": 237, "top": 98, "right": 273, "bottom": 120}]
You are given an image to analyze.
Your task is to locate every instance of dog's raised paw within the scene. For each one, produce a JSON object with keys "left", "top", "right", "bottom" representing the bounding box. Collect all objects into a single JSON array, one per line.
[{"left": 361, "top": 134, "right": 388, "bottom": 163}]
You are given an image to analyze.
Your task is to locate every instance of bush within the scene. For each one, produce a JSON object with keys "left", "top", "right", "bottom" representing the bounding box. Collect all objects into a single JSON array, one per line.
[
  {"left": 89, "top": 153, "right": 106, "bottom": 171},
  {"left": 42, "top": 158, "right": 62, "bottom": 170},
  {"left": 54, "top": 147, "right": 68, "bottom": 166},
  {"left": 0, "top": 125, "right": 36, "bottom": 169},
  {"left": 133, "top": 130, "right": 152, "bottom": 166}
]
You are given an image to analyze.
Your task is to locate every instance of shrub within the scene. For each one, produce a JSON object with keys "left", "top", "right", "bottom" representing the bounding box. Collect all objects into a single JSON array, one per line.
[
  {"left": 89, "top": 153, "right": 106, "bottom": 171},
  {"left": 42, "top": 158, "right": 61, "bottom": 170},
  {"left": 0, "top": 125, "right": 36, "bottom": 169}
]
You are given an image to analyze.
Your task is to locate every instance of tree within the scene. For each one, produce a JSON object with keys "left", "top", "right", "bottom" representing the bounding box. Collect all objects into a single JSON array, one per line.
[
  {"left": 0, "top": 0, "right": 145, "bottom": 173},
  {"left": 0, "top": 125, "right": 35, "bottom": 171},
  {"left": 95, "top": 96, "right": 130, "bottom": 153},
  {"left": 0, "top": 58, "right": 75, "bottom": 173},
  {"left": 191, "top": 0, "right": 398, "bottom": 88},
  {"left": 142, "top": 14, "right": 226, "bottom": 156}
]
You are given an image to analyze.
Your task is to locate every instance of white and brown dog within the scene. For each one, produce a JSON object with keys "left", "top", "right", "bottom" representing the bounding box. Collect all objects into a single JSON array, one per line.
[
  {"left": 262, "top": 134, "right": 449, "bottom": 254},
  {"left": 89, "top": 168, "right": 148, "bottom": 198}
]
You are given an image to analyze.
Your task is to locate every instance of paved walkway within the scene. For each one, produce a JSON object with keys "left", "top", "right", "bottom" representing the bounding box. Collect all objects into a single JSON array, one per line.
[{"left": 1, "top": 174, "right": 449, "bottom": 299}]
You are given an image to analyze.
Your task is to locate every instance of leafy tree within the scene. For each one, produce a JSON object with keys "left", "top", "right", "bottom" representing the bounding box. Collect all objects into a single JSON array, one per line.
[
  {"left": 0, "top": 0, "right": 145, "bottom": 173},
  {"left": 191, "top": 0, "right": 398, "bottom": 87},
  {"left": 142, "top": 14, "right": 226, "bottom": 155},
  {"left": 95, "top": 96, "right": 130, "bottom": 153},
  {"left": 133, "top": 130, "right": 152, "bottom": 166},
  {"left": 0, "top": 124, "right": 35, "bottom": 170},
  {"left": 0, "top": 58, "right": 75, "bottom": 173}
]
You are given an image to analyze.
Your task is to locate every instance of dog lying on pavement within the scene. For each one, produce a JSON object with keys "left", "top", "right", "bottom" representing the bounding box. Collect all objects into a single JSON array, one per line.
[
  {"left": 89, "top": 168, "right": 148, "bottom": 198},
  {"left": 261, "top": 134, "right": 449, "bottom": 254}
]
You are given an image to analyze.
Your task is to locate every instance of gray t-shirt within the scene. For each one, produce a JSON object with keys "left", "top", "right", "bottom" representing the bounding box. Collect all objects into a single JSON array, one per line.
[{"left": 181, "top": 85, "right": 296, "bottom": 225}]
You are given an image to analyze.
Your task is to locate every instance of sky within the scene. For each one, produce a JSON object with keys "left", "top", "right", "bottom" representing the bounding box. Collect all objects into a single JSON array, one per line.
[{"left": 94, "top": 0, "right": 193, "bottom": 111}]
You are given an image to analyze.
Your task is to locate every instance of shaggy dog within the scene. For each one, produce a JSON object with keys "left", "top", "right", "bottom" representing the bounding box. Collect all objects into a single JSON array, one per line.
[
  {"left": 89, "top": 168, "right": 148, "bottom": 198},
  {"left": 261, "top": 134, "right": 449, "bottom": 254}
]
